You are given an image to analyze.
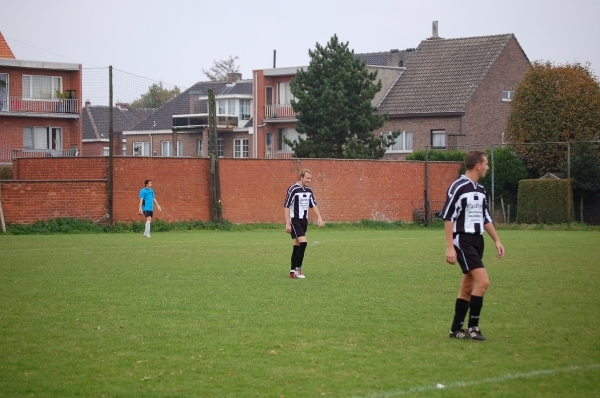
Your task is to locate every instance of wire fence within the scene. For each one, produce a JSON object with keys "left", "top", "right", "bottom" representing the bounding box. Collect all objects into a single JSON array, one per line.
[{"left": 423, "top": 141, "right": 600, "bottom": 225}]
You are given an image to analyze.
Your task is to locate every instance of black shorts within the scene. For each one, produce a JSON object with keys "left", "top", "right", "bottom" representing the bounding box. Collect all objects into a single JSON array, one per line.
[
  {"left": 290, "top": 219, "right": 308, "bottom": 239},
  {"left": 453, "top": 233, "right": 485, "bottom": 274},
  {"left": 143, "top": 210, "right": 154, "bottom": 218}
]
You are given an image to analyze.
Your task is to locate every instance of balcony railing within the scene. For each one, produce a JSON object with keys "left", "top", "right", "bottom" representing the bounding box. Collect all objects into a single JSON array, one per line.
[
  {"left": 0, "top": 148, "right": 79, "bottom": 164},
  {"left": 265, "top": 148, "right": 294, "bottom": 159},
  {"left": 264, "top": 104, "right": 297, "bottom": 119},
  {"left": 0, "top": 97, "right": 79, "bottom": 114}
]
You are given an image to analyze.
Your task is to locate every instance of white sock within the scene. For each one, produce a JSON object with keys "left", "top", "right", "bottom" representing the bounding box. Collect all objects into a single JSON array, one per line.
[{"left": 145, "top": 221, "right": 151, "bottom": 235}]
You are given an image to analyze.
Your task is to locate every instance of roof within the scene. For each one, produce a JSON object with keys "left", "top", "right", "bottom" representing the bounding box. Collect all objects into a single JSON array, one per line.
[
  {"left": 0, "top": 32, "right": 15, "bottom": 59},
  {"left": 377, "top": 34, "right": 523, "bottom": 115},
  {"left": 129, "top": 79, "right": 253, "bottom": 131},
  {"left": 82, "top": 105, "right": 155, "bottom": 140}
]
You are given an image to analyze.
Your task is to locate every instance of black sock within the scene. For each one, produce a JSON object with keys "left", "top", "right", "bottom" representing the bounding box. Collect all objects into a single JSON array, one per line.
[
  {"left": 290, "top": 245, "right": 299, "bottom": 271},
  {"left": 468, "top": 295, "right": 483, "bottom": 328},
  {"left": 451, "top": 298, "right": 470, "bottom": 332},
  {"left": 296, "top": 242, "right": 308, "bottom": 269}
]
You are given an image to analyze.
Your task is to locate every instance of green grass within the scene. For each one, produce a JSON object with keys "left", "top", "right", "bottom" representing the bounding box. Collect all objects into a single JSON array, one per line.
[{"left": 1, "top": 229, "right": 599, "bottom": 397}]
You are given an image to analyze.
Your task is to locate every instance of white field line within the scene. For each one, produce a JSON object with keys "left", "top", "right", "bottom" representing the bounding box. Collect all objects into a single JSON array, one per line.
[{"left": 355, "top": 363, "right": 600, "bottom": 398}]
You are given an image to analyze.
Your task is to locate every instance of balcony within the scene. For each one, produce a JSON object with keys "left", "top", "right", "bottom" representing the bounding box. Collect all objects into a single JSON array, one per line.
[
  {"left": 264, "top": 104, "right": 297, "bottom": 119},
  {"left": 0, "top": 96, "right": 80, "bottom": 115},
  {"left": 0, "top": 148, "right": 79, "bottom": 164}
]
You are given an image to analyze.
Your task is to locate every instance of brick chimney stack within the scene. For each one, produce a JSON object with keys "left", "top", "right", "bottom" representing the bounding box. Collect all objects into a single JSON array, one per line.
[{"left": 227, "top": 73, "right": 242, "bottom": 84}]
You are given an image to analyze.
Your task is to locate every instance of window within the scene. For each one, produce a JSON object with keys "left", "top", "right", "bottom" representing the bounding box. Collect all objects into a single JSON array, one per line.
[
  {"left": 217, "top": 138, "right": 224, "bottom": 157},
  {"left": 277, "top": 128, "right": 300, "bottom": 152},
  {"left": 277, "top": 81, "right": 296, "bottom": 105},
  {"left": 197, "top": 139, "right": 204, "bottom": 157},
  {"left": 23, "top": 127, "right": 62, "bottom": 150},
  {"left": 239, "top": 99, "right": 251, "bottom": 120},
  {"left": 23, "top": 75, "right": 62, "bottom": 100},
  {"left": 162, "top": 141, "right": 184, "bottom": 156},
  {"left": 103, "top": 147, "right": 110, "bottom": 156},
  {"left": 0, "top": 73, "right": 8, "bottom": 111},
  {"left": 234, "top": 138, "right": 249, "bottom": 158},
  {"left": 133, "top": 142, "right": 150, "bottom": 156},
  {"left": 383, "top": 131, "right": 413, "bottom": 152},
  {"left": 266, "top": 132, "right": 274, "bottom": 157},
  {"left": 502, "top": 90, "right": 515, "bottom": 102},
  {"left": 266, "top": 86, "right": 273, "bottom": 105},
  {"left": 431, "top": 130, "right": 446, "bottom": 149},
  {"left": 217, "top": 99, "right": 237, "bottom": 116}
]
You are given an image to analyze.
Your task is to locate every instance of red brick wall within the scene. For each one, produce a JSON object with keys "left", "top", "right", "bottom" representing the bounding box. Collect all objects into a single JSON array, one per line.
[{"left": 1, "top": 157, "right": 461, "bottom": 225}]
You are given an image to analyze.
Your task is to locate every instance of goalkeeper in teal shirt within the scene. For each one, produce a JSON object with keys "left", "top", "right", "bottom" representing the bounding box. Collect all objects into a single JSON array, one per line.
[{"left": 138, "top": 179, "right": 161, "bottom": 237}]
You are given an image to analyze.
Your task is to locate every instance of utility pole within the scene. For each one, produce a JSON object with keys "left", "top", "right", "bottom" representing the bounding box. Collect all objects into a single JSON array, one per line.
[
  {"left": 107, "top": 65, "right": 114, "bottom": 226},
  {"left": 208, "top": 89, "right": 222, "bottom": 222}
]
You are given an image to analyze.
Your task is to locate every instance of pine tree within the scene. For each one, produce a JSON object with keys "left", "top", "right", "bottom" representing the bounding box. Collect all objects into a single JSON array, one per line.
[{"left": 288, "top": 35, "right": 398, "bottom": 159}]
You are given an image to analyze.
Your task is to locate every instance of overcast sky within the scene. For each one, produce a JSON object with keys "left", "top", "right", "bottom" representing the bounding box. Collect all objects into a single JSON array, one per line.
[{"left": 2, "top": 0, "right": 599, "bottom": 94}]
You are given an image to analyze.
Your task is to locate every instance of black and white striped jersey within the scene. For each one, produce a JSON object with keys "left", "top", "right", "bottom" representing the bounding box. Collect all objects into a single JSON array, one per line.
[
  {"left": 441, "top": 175, "right": 492, "bottom": 235},
  {"left": 284, "top": 183, "right": 317, "bottom": 220}
]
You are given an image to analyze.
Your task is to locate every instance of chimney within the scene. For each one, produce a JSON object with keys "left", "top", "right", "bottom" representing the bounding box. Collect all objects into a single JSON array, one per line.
[
  {"left": 428, "top": 21, "right": 443, "bottom": 40},
  {"left": 85, "top": 100, "right": 91, "bottom": 106},
  {"left": 116, "top": 103, "right": 129, "bottom": 111},
  {"left": 227, "top": 73, "right": 242, "bottom": 84}
]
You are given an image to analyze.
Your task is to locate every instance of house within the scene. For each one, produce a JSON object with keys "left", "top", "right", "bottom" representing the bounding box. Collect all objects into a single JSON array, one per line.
[
  {"left": 0, "top": 32, "right": 82, "bottom": 165},
  {"left": 82, "top": 102, "right": 155, "bottom": 156},
  {"left": 375, "top": 25, "right": 530, "bottom": 159},
  {"left": 123, "top": 73, "right": 253, "bottom": 158},
  {"left": 252, "top": 62, "right": 404, "bottom": 159}
]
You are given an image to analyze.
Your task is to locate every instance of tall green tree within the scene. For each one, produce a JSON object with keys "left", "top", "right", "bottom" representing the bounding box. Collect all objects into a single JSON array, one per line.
[
  {"left": 288, "top": 35, "right": 398, "bottom": 159},
  {"left": 479, "top": 146, "right": 528, "bottom": 208},
  {"left": 131, "top": 82, "right": 180, "bottom": 109},
  {"left": 506, "top": 61, "right": 600, "bottom": 176}
]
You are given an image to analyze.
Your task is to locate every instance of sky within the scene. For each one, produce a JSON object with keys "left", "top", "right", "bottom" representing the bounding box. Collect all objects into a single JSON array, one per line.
[{"left": 2, "top": 0, "right": 599, "bottom": 101}]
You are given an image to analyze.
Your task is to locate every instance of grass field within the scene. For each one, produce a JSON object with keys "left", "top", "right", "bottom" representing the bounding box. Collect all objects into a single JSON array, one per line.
[{"left": 1, "top": 228, "right": 599, "bottom": 397}]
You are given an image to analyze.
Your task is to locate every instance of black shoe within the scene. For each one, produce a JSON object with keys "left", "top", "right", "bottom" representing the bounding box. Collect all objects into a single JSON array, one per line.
[
  {"left": 467, "top": 326, "right": 487, "bottom": 341},
  {"left": 449, "top": 329, "right": 471, "bottom": 339}
]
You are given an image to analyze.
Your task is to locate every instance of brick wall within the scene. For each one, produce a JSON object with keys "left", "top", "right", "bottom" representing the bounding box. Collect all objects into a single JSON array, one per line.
[{"left": 0, "top": 157, "right": 461, "bottom": 225}]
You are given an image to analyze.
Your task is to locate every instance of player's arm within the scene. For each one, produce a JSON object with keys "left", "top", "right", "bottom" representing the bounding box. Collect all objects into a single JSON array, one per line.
[
  {"left": 311, "top": 205, "right": 324, "bottom": 227},
  {"left": 284, "top": 207, "right": 291, "bottom": 233},
  {"left": 154, "top": 198, "right": 162, "bottom": 212},
  {"left": 138, "top": 198, "right": 144, "bottom": 214},
  {"left": 484, "top": 222, "right": 505, "bottom": 259},
  {"left": 445, "top": 220, "right": 457, "bottom": 264}
]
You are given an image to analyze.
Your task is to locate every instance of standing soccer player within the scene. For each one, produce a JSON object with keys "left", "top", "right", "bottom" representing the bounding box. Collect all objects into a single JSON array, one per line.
[
  {"left": 284, "top": 169, "right": 324, "bottom": 279},
  {"left": 441, "top": 151, "right": 505, "bottom": 340},
  {"left": 138, "top": 179, "right": 162, "bottom": 238}
]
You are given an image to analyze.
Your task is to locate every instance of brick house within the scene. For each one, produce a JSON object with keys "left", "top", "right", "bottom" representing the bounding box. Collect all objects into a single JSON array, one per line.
[
  {"left": 252, "top": 63, "right": 404, "bottom": 159},
  {"left": 0, "top": 32, "right": 82, "bottom": 165},
  {"left": 375, "top": 30, "right": 530, "bottom": 159},
  {"left": 122, "top": 73, "right": 253, "bottom": 158},
  {"left": 82, "top": 102, "right": 154, "bottom": 156}
]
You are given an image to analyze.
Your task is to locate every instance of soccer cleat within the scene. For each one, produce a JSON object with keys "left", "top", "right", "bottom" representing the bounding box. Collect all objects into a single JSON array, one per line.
[
  {"left": 295, "top": 268, "right": 306, "bottom": 279},
  {"left": 289, "top": 270, "right": 297, "bottom": 278},
  {"left": 467, "top": 326, "right": 487, "bottom": 341},
  {"left": 449, "top": 329, "right": 471, "bottom": 339}
]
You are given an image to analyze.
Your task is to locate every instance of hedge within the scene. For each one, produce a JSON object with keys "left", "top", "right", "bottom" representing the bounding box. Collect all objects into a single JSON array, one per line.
[{"left": 517, "top": 179, "right": 574, "bottom": 223}]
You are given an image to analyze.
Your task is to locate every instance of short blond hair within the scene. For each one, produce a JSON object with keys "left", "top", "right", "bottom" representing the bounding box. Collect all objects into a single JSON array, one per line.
[{"left": 299, "top": 168, "right": 312, "bottom": 178}]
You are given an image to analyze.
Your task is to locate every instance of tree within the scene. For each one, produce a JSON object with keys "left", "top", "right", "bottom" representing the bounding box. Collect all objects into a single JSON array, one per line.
[
  {"left": 202, "top": 55, "right": 240, "bottom": 82},
  {"left": 479, "top": 146, "right": 528, "bottom": 208},
  {"left": 568, "top": 141, "right": 600, "bottom": 221},
  {"left": 288, "top": 35, "right": 398, "bottom": 159},
  {"left": 131, "top": 82, "right": 180, "bottom": 109},
  {"left": 506, "top": 61, "right": 600, "bottom": 176}
]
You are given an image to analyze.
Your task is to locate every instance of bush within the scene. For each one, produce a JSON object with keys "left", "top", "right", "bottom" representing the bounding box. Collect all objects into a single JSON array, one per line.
[
  {"left": 0, "top": 165, "right": 13, "bottom": 180},
  {"left": 517, "top": 179, "right": 574, "bottom": 223},
  {"left": 406, "top": 150, "right": 466, "bottom": 175}
]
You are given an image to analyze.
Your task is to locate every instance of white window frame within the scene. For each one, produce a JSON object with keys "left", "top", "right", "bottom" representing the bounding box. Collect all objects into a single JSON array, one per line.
[
  {"left": 0, "top": 73, "right": 8, "bottom": 111},
  {"left": 22, "top": 75, "right": 62, "bottom": 100},
  {"left": 382, "top": 131, "right": 413, "bottom": 152},
  {"left": 23, "top": 126, "right": 62, "bottom": 151},
  {"left": 103, "top": 147, "right": 110, "bottom": 156},
  {"left": 277, "top": 81, "right": 296, "bottom": 105},
  {"left": 239, "top": 99, "right": 251, "bottom": 120},
  {"left": 161, "top": 141, "right": 184, "bottom": 157},
  {"left": 431, "top": 130, "right": 446, "bottom": 149},
  {"left": 502, "top": 90, "right": 515, "bottom": 102},
  {"left": 197, "top": 139, "right": 204, "bottom": 157},
  {"left": 217, "top": 99, "right": 238, "bottom": 116},
  {"left": 234, "top": 138, "right": 249, "bottom": 158},
  {"left": 217, "top": 138, "right": 224, "bottom": 157},
  {"left": 133, "top": 142, "right": 150, "bottom": 156}
]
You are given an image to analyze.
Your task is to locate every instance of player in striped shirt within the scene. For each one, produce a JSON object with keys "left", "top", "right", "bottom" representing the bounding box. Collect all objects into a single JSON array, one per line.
[
  {"left": 284, "top": 169, "right": 324, "bottom": 279},
  {"left": 441, "top": 151, "right": 505, "bottom": 340}
]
